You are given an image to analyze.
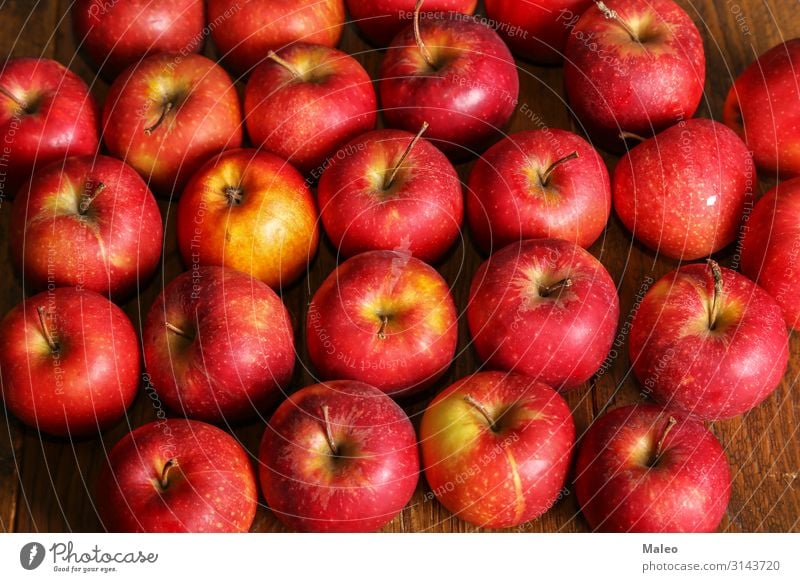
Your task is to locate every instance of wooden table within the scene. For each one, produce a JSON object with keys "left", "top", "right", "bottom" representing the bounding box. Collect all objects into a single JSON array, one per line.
[{"left": 1, "top": 0, "right": 798, "bottom": 533}]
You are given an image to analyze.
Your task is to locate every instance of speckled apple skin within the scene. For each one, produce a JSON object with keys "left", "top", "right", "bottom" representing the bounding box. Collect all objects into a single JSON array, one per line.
[
  {"left": 467, "top": 128, "right": 610, "bottom": 253},
  {"left": 245, "top": 44, "right": 377, "bottom": 175},
  {"left": 629, "top": 263, "right": 789, "bottom": 420},
  {"left": 467, "top": 239, "right": 619, "bottom": 390},
  {"left": 724, "top": 39, "right": 800, "bottom": 179},
  {"left": 421, "top": 371, "right": 575, "bottom": 528},
  {"left": 259, "top": 380, "right": 419, "bottom": 532},
  {"left": 575, "top": 404, "right": 731, "bottom": 532},
  {"left": 10, "top": 155, "right": 163, "bottom": 299},
  {"left": 0, "top": 58, "right": 99, "bottom": 197},
  {"left": 741, "top": 177, "right": 800, "bottom": 329},
  {"left": 97, "top": 419, "right": 257, "bottom": 532},
  {"left": 143, "top": 266, "right": 295, "bottom": 423},
  {"left": 318, "top": 128, "right": 463, "bottom": 263},
  {"left": 378, "top": 16, "right": 519, "bottom": 159},
  {"left": 208, "top": 0, "right": 345, "bottom": 76},
  {"left": 307, "top": 250, "right": 457, "bottom": 397},
  {"left": 0, "top": 288, "right": 140, "bottom": 437},
  {"left": 72, "top": 0, "right": 205, "bottom": 77},
  {"left": 102, "top": 53, "right": 242, "bottom": 196},
  {"left": 613, "top": 119, "right": 754, "bottom": 260},
  {"left": 564, "top": 0, "right": 705, "bottom": 151}
]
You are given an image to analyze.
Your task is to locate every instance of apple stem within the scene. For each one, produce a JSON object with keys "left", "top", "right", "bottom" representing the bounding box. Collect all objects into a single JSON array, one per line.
[
  {"left": 267, "top": 51, "right": 302, "bottom": 79},
  {"left": 224, "top": 185, "right": 244, "bottom": 206},
  {"left": 654, "top": 416, "right": 678, "bottom": 462},
  {"left": 321, "top": 405, "right": 338, "bottom": 456},
  {"left": 464, "top": 395, "right": 498, "bottom": 432},
  {"left": 35, "top": 306, "right": 59, "bottom": 353},
  {"left": 78, "top": 182, "right": 106, "bottom": 215},
  {"left": 413, "top": 0, "right": 436, "bottom": 69},
  {"left": 539, "top": 151, "right": 580, "bottom": 186},
  {"left": 594, "top": 1, "right": 639, "bottom": 43},
  {"left": 0, "top": 85, "right": 27, "bottom": 112},
  {"left": 377, "top": 314, "right": 390, "bottom": 340},
  {"left": 144, "top": 101, "right": 174, "bottom": 135},
  {"left": 165, "top": 321, "right": 191, "bottom": 340},
  {"left": 159, "top": 458, "right": 179, "bottom": 490},
  {"left": 384, "top": 122, "right": 429, "bottom": 190},
  {"left": 539, "top": 278, "right": 573, "bottom": 298},
  {"left": 707, "top": 259, "right": 724, "bottom": 331},
  {"left": 618, "top": 131, "right": 646, "bottom": 142}
]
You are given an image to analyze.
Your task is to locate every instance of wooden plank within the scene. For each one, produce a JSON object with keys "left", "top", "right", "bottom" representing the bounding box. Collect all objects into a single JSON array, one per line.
[{"left": 1, "top": 0, "right": 799, "bottom": 533}]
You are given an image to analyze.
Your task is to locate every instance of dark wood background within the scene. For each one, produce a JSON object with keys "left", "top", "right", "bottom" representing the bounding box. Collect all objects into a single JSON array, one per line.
[{"left": 1, "top": 0, "right": 798, "bottom": 533}]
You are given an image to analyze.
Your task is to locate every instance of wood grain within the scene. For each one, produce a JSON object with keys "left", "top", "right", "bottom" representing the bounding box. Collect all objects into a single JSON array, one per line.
[{"left": 1, "top": 0, "right": 798, "bottom": 533}]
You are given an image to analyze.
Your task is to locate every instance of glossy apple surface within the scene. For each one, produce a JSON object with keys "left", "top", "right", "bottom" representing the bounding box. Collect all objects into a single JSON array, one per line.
[
  {"left": 613, "top": 119, "right": 754, "bottom": 260},
  {"left": 467, "top": 239, "right": 619, "bottom": 390},
  {"left": 177, "top": 148, "right": 319, "bottom": 288},
  {"left": 97, "top": 419, "right": 257, "bottom": 532},
  {"left": 0, "top": 57, "right": 99, "bottom": 198},
  {"left": 421, "top": 371, "right": 575, "bottom": 528},
  {"left": 468, "top": 128, "right": 610, "bottom": 253},
  {"left": 10, "top": 155, "right": 162, "bottom": 299},
  {"left": 317, "top": 128, "right": 463, "bottom": 262},
  {"left": 0, "top": 288, "right": 139, "bottom": 436},
  {"left": 629, "top": 262, "right": 789, "bottom": 420},
  {"left": 259, "top": 380, "right": 419, "bottom": 532},
  {"left": 307, "top": 250, "right": 457, "bottom": 397},
  {"left": 575, "top": 404, "right": 731, "bottom": 532}
]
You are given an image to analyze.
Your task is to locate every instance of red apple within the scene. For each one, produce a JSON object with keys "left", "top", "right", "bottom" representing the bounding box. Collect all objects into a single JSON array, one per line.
[
  {"left": 208, "top": 0, "right": 345, "bottom": 76},
  {"left": 97, "top": 419, "right": 257, "bottom": 532},
  {"left": 484, "top": 0, "right": 593, "bottom": 64},
  {"left": 0, "top": 57, "right": 99, "bottom": 198},
  {"left": 346, "top": 0, "right": 477, "bottom": 46},
  {"left": 317, "top": 126, "right": 463, "bottom": 263},
  {"left": 575, "top": 404, "right": 731, "bottom": 532},
  {"left": 259, "top": 380, "right": 419, "bottom": 532},
  {"left": 741, "top": 177, "right": 800, "bottom": 330},
  {"left": 177, "top": 148, "right": 319, "bottom": 288},
  {"left": 102, "top": 52, "right": 242, "bottom": 196},
  {"left": 142, "top": 267, "right": 295, "bottom": 424},
  {"left": 9, "top": 155, "right": 163, "bottom": 299},
  {"left": 420, "top": 371, "right": 574, "bottom": 528},
  {"left": 307, "top": 250, "right": 457, "bottom": 397},
  {"left": 467, "top": 128, "right": 611, "bottom": 253},
  {"left": 378, "top": 8, "right": 519, "bottom": 159},
  {"left": 244, "top": 43, "right": 377, "bottom": 175},
  {"left": 629, "top": 261, "right": 789, "bottom": 420},
  {"left": 467, "top": 239, "right": 619, "bottom": 390},
  {"left": 72, "top": 0, "right": 205, "bottom": 78},
  {"left": 613, "top": 119, "right": 754, "bottom": 260},
  {"left": 564, "top": 0, "right": 705, "bottom": 151},
  {"left": 0, "top": 288, "right": 139, "bottom": 437},
  {"left": 724, "top": 39, "right": 800, "bottom": 179}
]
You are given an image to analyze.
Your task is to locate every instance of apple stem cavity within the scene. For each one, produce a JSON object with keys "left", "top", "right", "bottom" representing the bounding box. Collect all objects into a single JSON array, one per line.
[
  {"left": 595, "top": 1, "right": 640, "bottom": 43},
  {"left": 652, "top": 416, "right": 678, "bottom": 465},
  {"left": 159, "top": 458, "right": 179, "bottom": 490},
  {"left": 267, "top": 51, "right": 302, "bottom": 79},
  {"left": 321, "top": 405, "right": 339, "bottom": 456},
  {"left": 35, "top": 306, "right": 59, "bottom": 353},
  {"left": 165, "top": 321, "right": 192, "bottom": 340},
  {"left": 144, "top": 101, "right": 174, "bottom": 135},
  {"left": 464, "top": 395, "right": 498, "bottom": 432},
  {"left": 539, "top": 151, "right": 580, "bottom": 186},
  {"left": 224, "top": 185, "right": 244, "bottom": 206},
  {"left": 377, "top": 314, "right": 390, "bottom": 339},
  {"left": 413, "top": 0, "right": 436, "bottom": 69},
  {"left": 0, "top": 85, "right": 28, "bottom": 112},
  {"left": 384, "top": 121, "right": 429, "bottom": 190},
  {"left": 539, "top": 278, "right": 573, "bottom": 298},
  {"left": 78, "top": 181, "right": 106, "bottom": 215},
  {"left": 707, "top": 259, "right": 724, "bottom": 331}
]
